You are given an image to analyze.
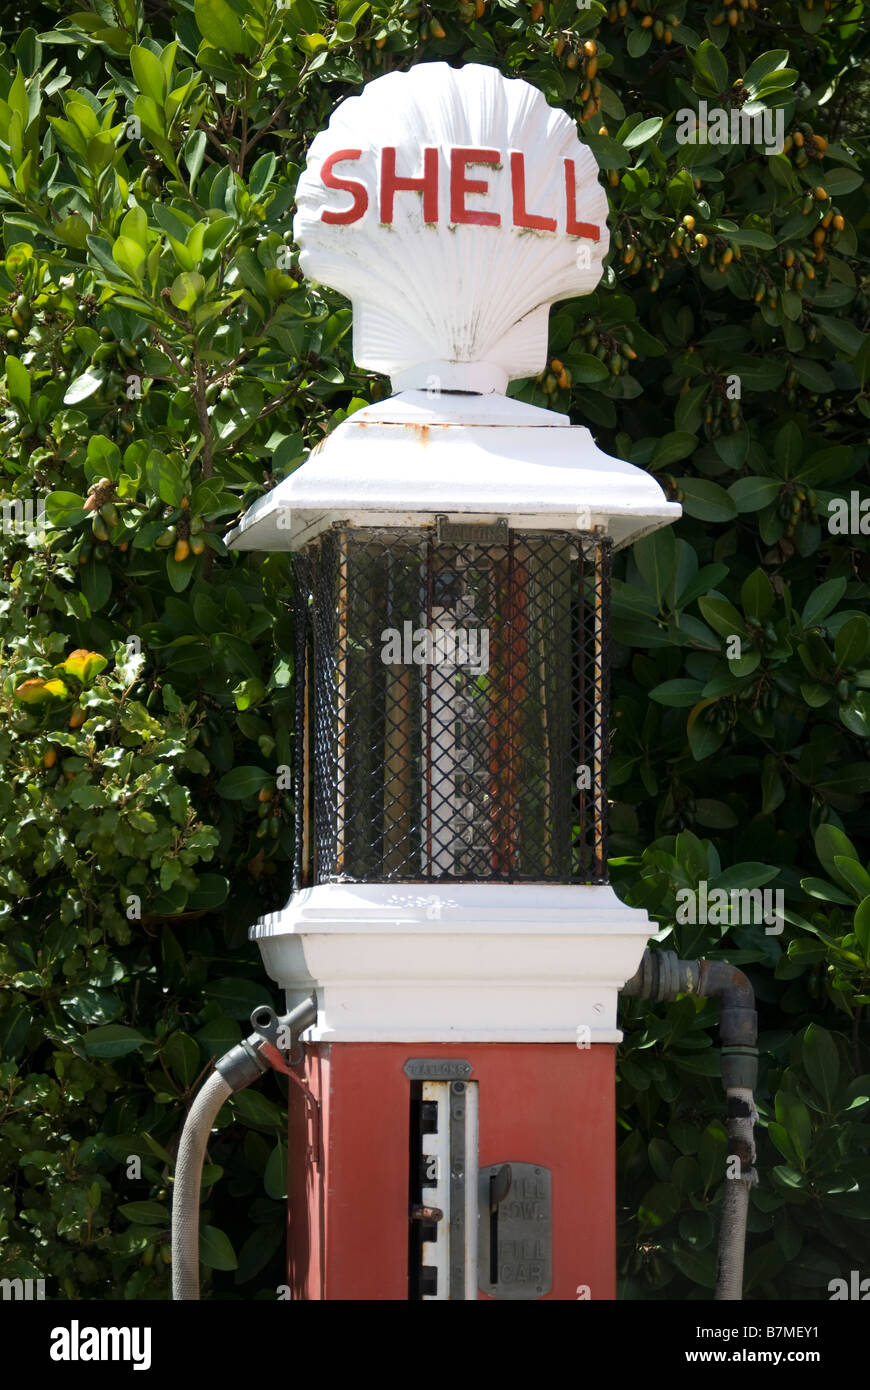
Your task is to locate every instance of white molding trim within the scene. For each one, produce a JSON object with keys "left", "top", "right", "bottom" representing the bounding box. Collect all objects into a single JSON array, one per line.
[{"left": 251, "top": 882, "right": 655, "bottom": 1043}]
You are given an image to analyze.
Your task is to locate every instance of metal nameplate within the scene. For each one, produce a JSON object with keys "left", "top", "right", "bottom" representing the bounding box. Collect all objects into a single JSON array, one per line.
[
  {"left": 403, "top": 1058, "right": 473, "bottom": 1080},
  {"left": 478, "top": 1162, "right": 553, "bottom": 1300},
  {"left": 435, "top": 516, "right": 508, "bottom": 545}
]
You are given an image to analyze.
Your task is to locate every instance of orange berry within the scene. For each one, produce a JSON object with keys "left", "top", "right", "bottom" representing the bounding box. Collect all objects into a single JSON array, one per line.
[
  {"left": 43, "top": 749, "right": 57, "bottom": 768},
  {"left": 173, "top": 538, "right": 190, "bottom": 563}
]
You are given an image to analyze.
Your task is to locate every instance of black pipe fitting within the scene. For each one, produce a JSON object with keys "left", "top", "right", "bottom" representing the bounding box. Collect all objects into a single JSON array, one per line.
[{"left": 622, "top": 950, "right": 758, "bottom": 1091}]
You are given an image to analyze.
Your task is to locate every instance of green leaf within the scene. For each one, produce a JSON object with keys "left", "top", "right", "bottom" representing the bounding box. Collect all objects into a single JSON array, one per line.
[
  {"left": 112, "top": 235, "right": 146, "bottom": 283},
  {"left": 814, "top": 823, "right": 861, "bottom": 889},
  {"left": 800, "top": 876, "right": 853, "bottom": 906},
  {"left": 165, "top": 1030, "right": 200, "bottom": 1087},
  {"left": 236, "top": 1223, "right": 283, "bottom": 1283},
  {"left": 45, "top": 492, "right": 86, "bottom": 527},
  {"left": 801, "top": 578, "right": 846, "bottom": 627},
  {"left": 199, "top": 1225, "right": 237, "bottom": 1271},
  {"left": 130, "top": 45, "right": 167, "bottom": 107},
  {"left": 63, "top": 370, "right": 104, "bottom": 405},
  {"left": 651, "top": 433, "right": 698, "bottom": 469},
  {"left": 835, "top": 615, "right": 869, "bottom": 668},
  {"left": 670, "top": 1244, "right": 717, "bottom": 1288},
  {"left": 216, "top": 765, "right": 272, "bottom": 799},
  {"left": 823, "top": 168, "right": 863, "bottom": 197},
  {"left": 802, "top": 1024, "right": 839, "bottom": 1110},
  {"left": 854, "top": 896, "right": 870, "bottom": 961},
  {"left": 729, "top": 228, "right": 776, "bottom": 251},
  {"left": 742, "top": 49, "right": 790, "bottom": 96},
  {"left": 674, "top": 478, "right": 736, "bottom": 523},
  {"left": 840, "top": 694, "right": 870, "bottom": 738},
  {"left": 728, "top": 476, "right": 781, "bottom": 513},
  {"left": 119, "top": 1201, "right": 167, "bottom": 1226},
  {"left": 741, "top": 568, "right": 774, "bottom": 621},
  {"left": 584, "top": 134, "right": 630, "bottom": 170},
  {"left": 627, "top": 26, "right": 651, "bottom": 58},
  {"left": 5, "top": 353, "right": 30, "bottom": 405},
  {"left": 761, "top": 756, "right": 785, "bottom": 815},
  {"left": 694, "top": 39, "right": 728, "bottom": 93},
  {"left": 170, "top": 271, "right": 206, "bottom": 310},
  {"left": 694, "top": 798, "right": 738, "bottom": 829},
  {"left": 833, "top": 857, "right": 870, "bottom": 904},
  {"left": 774, "top": 1091, "right": 812, "bottom": 1162},
  {"left": 697, "top": 595, "right": 745, "bottom": 639},
  {"left": 638, "top": 1181, "right": 680, "bottom": 1230},
  {"left": 687, "top": 701, "right": 726, "bottom": 761},
  {"left": 206, "top": 976, "right": 271, "bottom": 1018},
  {"left": 649, "top": 679, "right": 704, "bottom": 707},
  {"left": 817, "top": 317, "right": 864, "bottom": 358},
  {"left": 632, "top": 528, "right": 676, "bottom": 610},
  {"left": 249, "top": 151, "right": 276, "bottom": 200},
  {"left": 565, "top": 352, "right": 609, "bottom": 384},
  {"left": 264, "top": 1139, "right": 287, "bottom": 1200},
  {"left": 774, "top": 420, "right": 804, "bottom": 474},
  {"left": 188, "top": 873, "right": 230, "bottom": 910},
  {"left": 195, "top": 0, "right": 251, "bottom": 55},
  {"left": 710, "top": 862, "right": 779, "bottom": 891},
  {"left": 622, "top": 117, "right": 663, "bottom": 149},
  {"left": 84, "top": 1024, "right": 148, "bottom": 1058}
]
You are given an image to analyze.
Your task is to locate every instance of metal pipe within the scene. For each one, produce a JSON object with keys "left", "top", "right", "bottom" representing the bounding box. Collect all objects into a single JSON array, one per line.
[
  {"left": 172, "top": 996, "right": 317, "bottom": 1300},
  {"left": 621, "top": 950, "right": 759, "bottom": 1301}
]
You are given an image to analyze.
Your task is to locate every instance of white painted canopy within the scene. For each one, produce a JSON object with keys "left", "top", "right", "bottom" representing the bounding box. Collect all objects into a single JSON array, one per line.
[{"left": 225, "top": 390, "right": 680, "bottom": 553}]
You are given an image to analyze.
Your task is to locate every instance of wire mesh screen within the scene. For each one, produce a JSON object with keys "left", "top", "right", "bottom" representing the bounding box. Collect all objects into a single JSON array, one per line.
[{"left": 292, "top": 525, "right": 611, "bottom": 887}]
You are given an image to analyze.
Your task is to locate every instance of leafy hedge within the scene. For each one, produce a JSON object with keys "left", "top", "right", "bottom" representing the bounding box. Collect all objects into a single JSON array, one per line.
[{"left": 0, "top": 0, "right": 868, "bottom": 1299}]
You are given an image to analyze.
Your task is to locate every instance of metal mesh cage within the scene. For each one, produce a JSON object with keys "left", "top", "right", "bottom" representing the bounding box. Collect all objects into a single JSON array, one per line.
[{"left": 292, "top": 524, "right": 611, "bottom": 888}]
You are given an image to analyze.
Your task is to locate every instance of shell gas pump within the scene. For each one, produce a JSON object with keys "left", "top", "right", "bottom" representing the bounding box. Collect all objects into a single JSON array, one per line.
[{"left": 171, "top": 61, "right": 683, "bottom": 1301}]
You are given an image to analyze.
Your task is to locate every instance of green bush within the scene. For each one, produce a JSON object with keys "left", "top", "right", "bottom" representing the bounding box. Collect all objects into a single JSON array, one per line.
[{"left": 0, "top": 0, "right": 867, "bottom": 1298}]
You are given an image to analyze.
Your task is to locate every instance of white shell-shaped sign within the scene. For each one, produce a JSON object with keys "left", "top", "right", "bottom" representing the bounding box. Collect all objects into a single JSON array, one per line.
[{"left": 293, "top": 63, "right": 609, "bottom": 392}]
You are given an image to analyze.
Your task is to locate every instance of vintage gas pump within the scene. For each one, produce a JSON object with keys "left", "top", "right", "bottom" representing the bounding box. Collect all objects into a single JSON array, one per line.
[{"left": 215, "top": 62, "right": 681, "bottom": 1301}]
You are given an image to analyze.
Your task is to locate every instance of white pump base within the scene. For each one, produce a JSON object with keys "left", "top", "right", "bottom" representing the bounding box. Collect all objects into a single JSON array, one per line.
[{"left": 250, "top": 882, "right": 656, "bottom": 1044}]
